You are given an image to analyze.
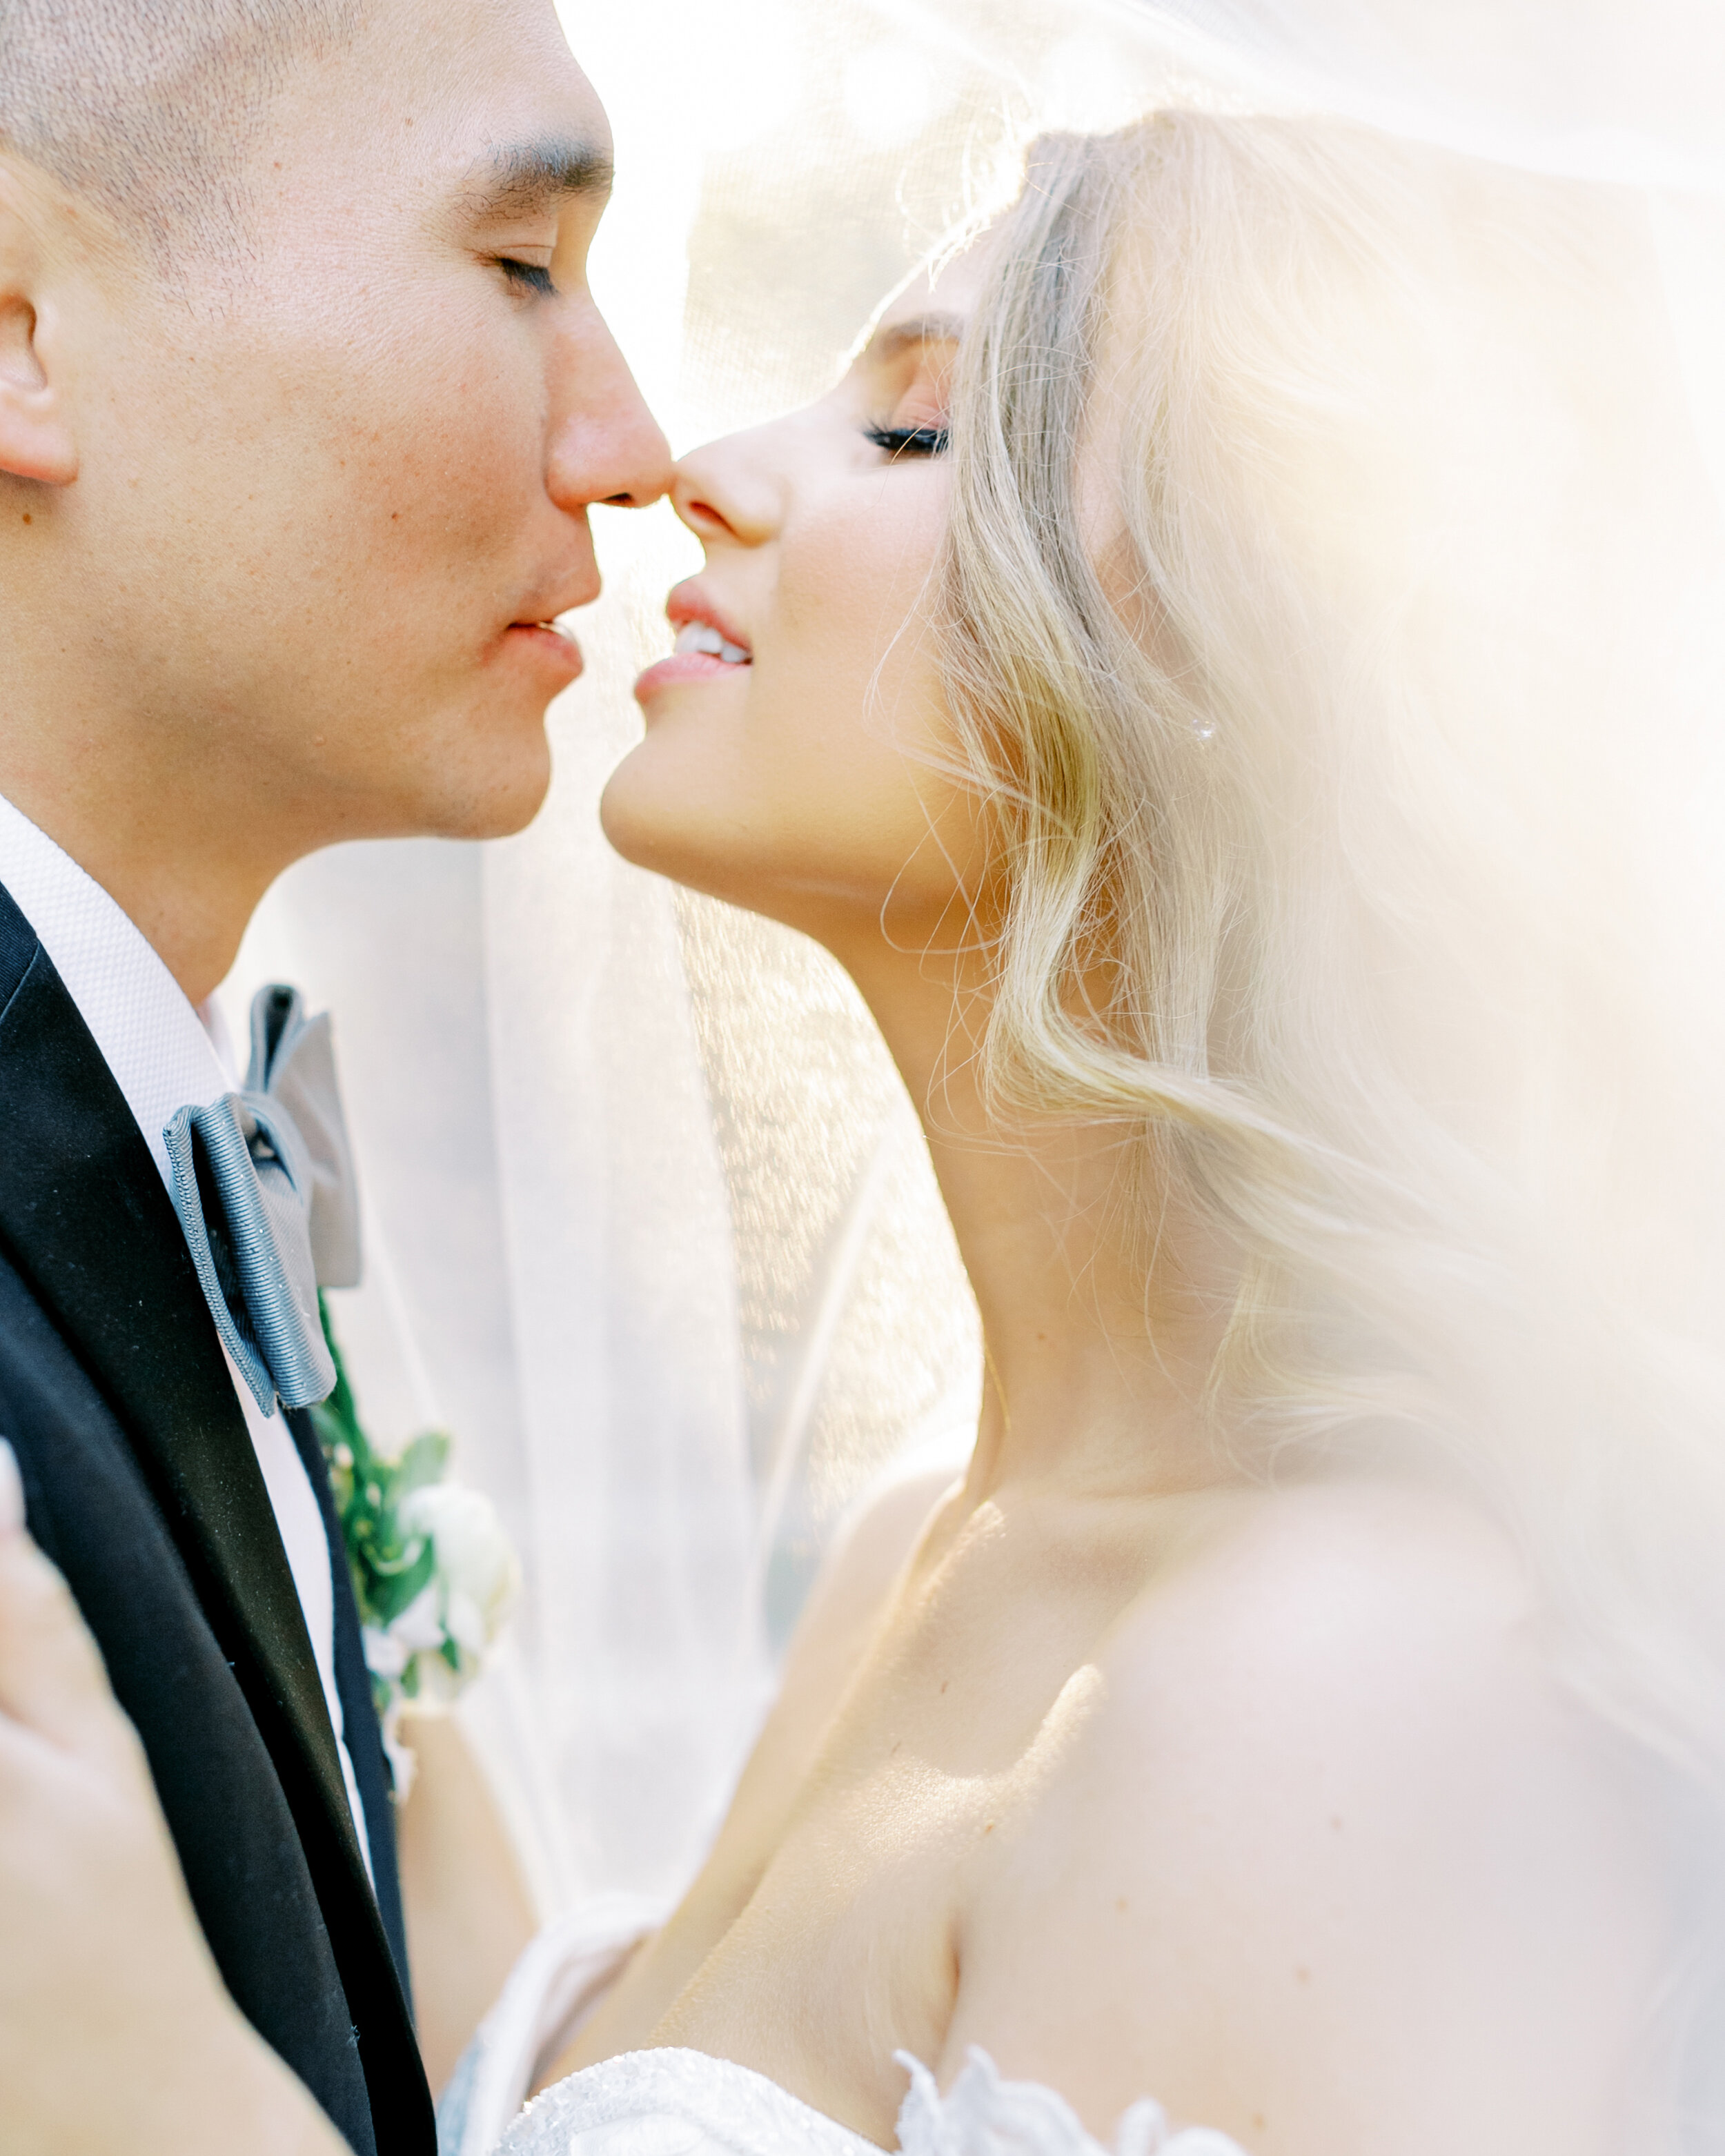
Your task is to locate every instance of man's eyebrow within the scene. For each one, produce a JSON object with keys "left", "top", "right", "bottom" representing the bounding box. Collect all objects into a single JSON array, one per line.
[
  {"left": 858, "top": 310, "right": 967, "bottom": 366},
  {"left": 466, "top": 135, "right": 615, "bottom": 217}
]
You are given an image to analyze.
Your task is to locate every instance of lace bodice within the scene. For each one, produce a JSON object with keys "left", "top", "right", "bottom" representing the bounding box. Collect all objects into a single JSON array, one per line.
[
  {"left": 495, "top": 2044, "right": 1247, "bottom": 2156},
  {"left": 435, "top": 1892, "right": 1245, "bottom": 2156}
]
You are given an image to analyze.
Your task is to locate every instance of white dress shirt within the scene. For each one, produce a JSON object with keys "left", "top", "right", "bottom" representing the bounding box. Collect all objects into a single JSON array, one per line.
[{"left": 0, "top": 790, "right": 373, "bottom": 1876}]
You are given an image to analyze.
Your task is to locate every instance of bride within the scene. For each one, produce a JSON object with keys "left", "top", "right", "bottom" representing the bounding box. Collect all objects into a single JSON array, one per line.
[{"left": 437, "top": 112, "right": 1725, "bottom": 2156}]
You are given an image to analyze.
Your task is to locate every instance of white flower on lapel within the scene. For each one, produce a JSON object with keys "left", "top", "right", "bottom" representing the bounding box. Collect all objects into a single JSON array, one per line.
[
  {"left": 355, "top": 1480, "right": 520, "bottom": 1799},
  {"left": 397, "top": 1481, "right": 520, "bottom": 1661}
]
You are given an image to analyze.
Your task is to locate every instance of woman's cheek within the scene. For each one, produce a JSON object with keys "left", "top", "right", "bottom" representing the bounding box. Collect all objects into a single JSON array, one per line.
[
  {"left": 756, "top": 477, "right": 967, "bottom": 900},
  {"left": 775, "top": 468, "right": 950, "bottom": 704}
]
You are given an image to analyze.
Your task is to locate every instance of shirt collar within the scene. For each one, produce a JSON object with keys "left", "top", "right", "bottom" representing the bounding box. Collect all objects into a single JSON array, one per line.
[{"left": 0, "top": 791, "right": 236, "bottom": 1189}]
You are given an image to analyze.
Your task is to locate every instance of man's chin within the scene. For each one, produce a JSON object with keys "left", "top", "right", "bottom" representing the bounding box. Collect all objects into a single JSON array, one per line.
[
  {"left": 448, "top": 781, "right": 553, "bottom": 844},
  {"left": 417, "top": 743, "right": 555, "bottom": 844}
]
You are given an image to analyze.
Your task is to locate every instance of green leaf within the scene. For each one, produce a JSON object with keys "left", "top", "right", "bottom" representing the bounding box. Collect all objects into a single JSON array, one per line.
[
  {"left": 366, "top": 1536, "right": 437, "bottom": 1628},
  {"left": 366, "top": 1538, "right": 432, "bottom": 1580},
  {"left": 315, "top": 1300, "right": 512, "bottom": 1709},
  {"left": 395, "top": 1430, "right": 451, "bottom": 1496},
  {"left": 312, "top": 1294, "right": 368, "bottom": 1461}
]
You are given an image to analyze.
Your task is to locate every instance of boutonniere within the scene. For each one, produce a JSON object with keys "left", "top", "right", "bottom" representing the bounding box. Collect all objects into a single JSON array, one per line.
[{"left": 313, "top": 1299, "right": 520, "bottom": 1798}]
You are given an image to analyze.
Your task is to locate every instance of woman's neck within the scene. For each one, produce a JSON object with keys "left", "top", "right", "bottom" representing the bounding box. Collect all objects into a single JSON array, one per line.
[{"left": 842, "top": 941, "right": 1236, "bottom": 1505}]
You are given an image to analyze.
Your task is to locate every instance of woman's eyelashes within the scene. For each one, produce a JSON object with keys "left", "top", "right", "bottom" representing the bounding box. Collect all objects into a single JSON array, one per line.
[{"left": 862, "top": 420, "right": 951, "bottom": 459}]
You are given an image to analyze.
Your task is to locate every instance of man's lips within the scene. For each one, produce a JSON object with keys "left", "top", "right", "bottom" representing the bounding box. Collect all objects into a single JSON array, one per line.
[
  {"left": 500, "top": 558, "right": 600, "bottom": 682},
  {"left": 502, "top": 616, "right": 584, "bottom": 684}
]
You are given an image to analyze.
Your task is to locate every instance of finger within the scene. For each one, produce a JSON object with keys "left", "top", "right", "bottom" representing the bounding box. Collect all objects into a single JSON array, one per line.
[{"left": 0, "top": 1443, "right": 130, "bottom": 1757}]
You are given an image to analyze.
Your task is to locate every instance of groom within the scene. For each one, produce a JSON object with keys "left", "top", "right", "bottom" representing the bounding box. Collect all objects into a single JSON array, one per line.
[{"left": 0, "top": 2, "right": 669, "bottom": 2152}]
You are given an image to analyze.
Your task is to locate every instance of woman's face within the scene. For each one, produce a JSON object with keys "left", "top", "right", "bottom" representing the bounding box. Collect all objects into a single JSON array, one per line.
[{"left": 600, "top": 254, "right": 990, "bottom": 955}]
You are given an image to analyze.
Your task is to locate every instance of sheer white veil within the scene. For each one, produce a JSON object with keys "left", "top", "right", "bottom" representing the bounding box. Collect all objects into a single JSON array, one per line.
[{"left": 217, "top": 0, "right": 1725, "bottom": 1917}]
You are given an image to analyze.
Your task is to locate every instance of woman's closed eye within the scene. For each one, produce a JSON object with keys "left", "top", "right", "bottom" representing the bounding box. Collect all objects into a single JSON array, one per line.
[{"left": 862, "top": 420, "right": 949, "bottom": 459}]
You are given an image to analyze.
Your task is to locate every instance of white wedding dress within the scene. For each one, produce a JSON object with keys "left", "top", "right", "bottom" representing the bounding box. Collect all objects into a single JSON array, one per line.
[{"left": 436, "top": 1895, "right": 1246, "bottom": 2156}]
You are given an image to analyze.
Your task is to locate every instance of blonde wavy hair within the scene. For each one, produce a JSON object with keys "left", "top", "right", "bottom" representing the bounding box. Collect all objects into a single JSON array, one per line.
[{"left": 935, "top": 116, "right": 1725, "bottom": 1822}]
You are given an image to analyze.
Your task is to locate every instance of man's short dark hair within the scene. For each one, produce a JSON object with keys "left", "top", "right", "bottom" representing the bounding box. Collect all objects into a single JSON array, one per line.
[{"left": 0, "top": 0, "right": 358, "bottom": 258}]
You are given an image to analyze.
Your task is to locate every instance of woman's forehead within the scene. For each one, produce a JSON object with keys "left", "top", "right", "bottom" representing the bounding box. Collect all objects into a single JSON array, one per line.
[{"left": 856, "top": 242, "right": 990, "bottom": 369}]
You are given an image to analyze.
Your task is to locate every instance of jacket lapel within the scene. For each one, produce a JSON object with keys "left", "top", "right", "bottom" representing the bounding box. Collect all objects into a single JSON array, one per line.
[{"left": 0, "top": 883, "right": 373, "bottom": 1903}]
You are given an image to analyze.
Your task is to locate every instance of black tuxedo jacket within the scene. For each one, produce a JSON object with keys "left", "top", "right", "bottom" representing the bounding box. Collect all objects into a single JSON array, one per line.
[{"left": 0, "top": 880, "right": 435, "bottom": 2156}]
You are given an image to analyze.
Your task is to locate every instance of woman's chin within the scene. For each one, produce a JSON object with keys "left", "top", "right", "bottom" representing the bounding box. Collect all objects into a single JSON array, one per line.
[
  {"left": 596, "top": 780, "right": 834, "bottom": 939},
  {"left": 596, "top": 754, "right": 956, "bottom": 951},
  {"left": 599, "top": 767, "right": 702, "bottom": 879},
  {"left": 598, "top": 771, "right": 753, "bottom": 907}
]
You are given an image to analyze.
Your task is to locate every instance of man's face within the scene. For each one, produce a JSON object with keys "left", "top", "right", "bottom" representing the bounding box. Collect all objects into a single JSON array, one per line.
[{"left": 50, "top": 0, "right": 669, "bottom": 853}]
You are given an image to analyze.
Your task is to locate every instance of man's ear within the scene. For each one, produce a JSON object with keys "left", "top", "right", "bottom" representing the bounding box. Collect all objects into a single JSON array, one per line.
[{"left": 0, "top": 164, "right": 78, "bottom": 489}]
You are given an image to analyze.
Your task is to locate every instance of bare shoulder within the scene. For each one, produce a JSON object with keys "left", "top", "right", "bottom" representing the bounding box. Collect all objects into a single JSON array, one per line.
[
  {"left": 562, "top": 1463, "right": 965, "bottom": 2068},
  {"left": 769, "top": 1465, "right": 962, "bottom": 1742},
  {"left": 713, "top": 1464, "right": 960, "bottom": 1852},
  {"left": 1071, "top": 1477, "right": 1626, "bottom": 1876},
  {"left": 793, "top": 1465, "right": 965, "bottom": 1669},
  {"left": 950, "top": 1481, "right": 1670, "bottom": 2154},
  {"left": 1102, "top": 1476, "right": 1539, "bottom": 1734}
]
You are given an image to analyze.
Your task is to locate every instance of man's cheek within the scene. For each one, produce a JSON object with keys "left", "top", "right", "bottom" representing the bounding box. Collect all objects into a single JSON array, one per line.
[
  {"left": 415, "top": 415, "right": 537, "bottom": 568},
  {"left": 335, "top": 416, "right": 504, "bottom": 560}
]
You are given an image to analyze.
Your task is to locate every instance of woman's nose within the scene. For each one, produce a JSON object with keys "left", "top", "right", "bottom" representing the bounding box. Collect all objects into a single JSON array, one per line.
[{"left": 671, "top": 426, "right": 786, "bottom": 549}]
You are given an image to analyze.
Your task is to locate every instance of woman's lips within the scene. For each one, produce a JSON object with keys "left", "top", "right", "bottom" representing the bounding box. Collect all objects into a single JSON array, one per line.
[
  {"left": 635, "top": 616, "right": 753, "bottom": 706},
  {"left": 665, "top": 582, "right": 753, "bottom": 655},
  {"left": 633, "top": 647, "right": 750, "bottom": 704}
]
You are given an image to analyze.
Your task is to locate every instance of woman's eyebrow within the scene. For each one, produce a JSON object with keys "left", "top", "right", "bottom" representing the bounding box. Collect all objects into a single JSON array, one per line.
[{"left": 860, "top": 311, "right": 967, "bottom": 367}]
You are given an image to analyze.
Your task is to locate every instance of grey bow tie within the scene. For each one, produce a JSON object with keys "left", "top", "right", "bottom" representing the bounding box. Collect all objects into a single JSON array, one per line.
[{"left": 165, "top": 985, "right": 362, "bottom": 1418}]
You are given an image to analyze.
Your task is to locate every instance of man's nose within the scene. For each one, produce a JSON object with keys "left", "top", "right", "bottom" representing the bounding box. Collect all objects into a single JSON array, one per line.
[{"left": 546, "top": 303, "right": 674, "bottom": 513}]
